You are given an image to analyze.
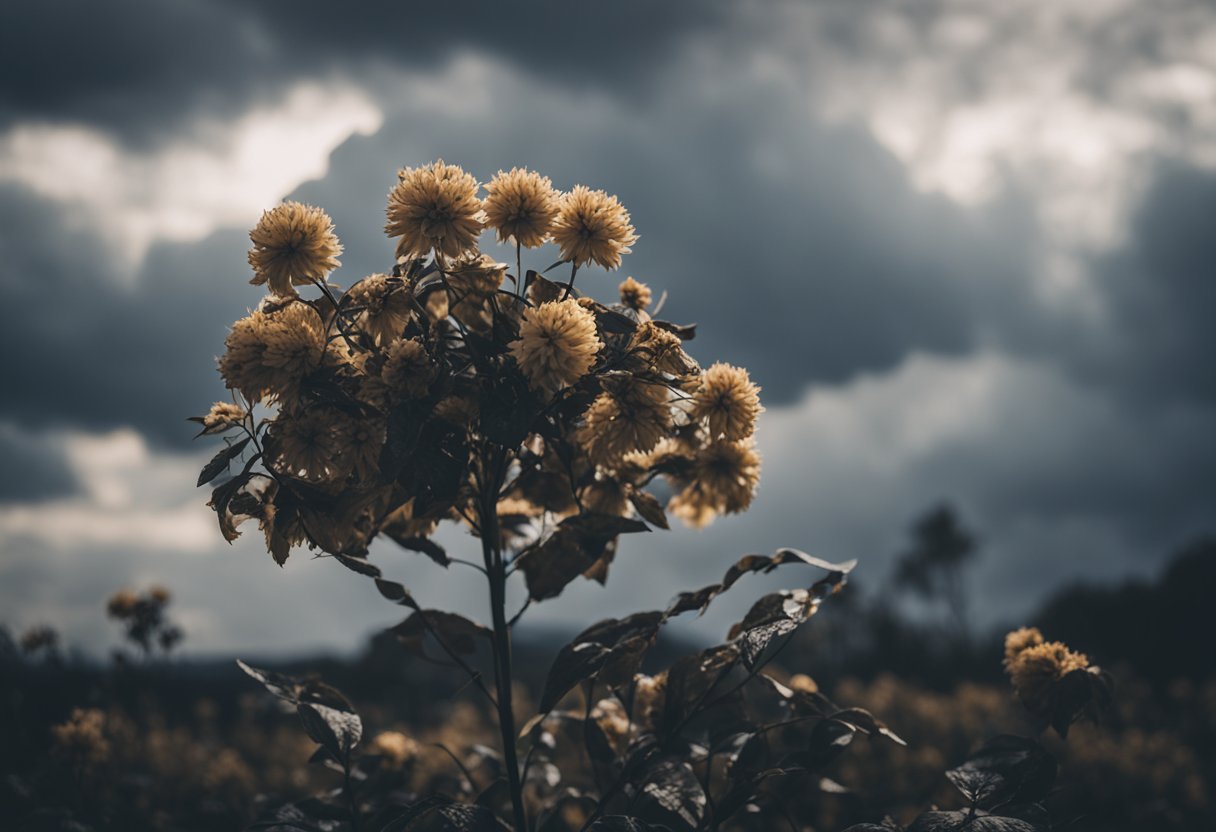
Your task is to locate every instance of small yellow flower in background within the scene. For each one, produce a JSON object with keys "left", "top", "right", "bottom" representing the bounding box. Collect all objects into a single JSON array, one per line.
[
  {"left": 247, "top": 202, "right": 343, "bottom": 297},
  {"left": 483, "top": 167, "right": 560, "bottom": 248},
  {"left": 202, "top": 401, "right": 247, "bottom": 433},
  {"left": 148, "top": 585, "right": 172, "bottom": 605},
  {"left": 509, "top": 299, "right": 602, "bottom": 395},
  {"left": 691, "top": 362, "right": 763, "bottom": 441},
  {"left": 381, "top": 338, "right": 436, "bottom": 400},
  {"left": 106, "top": 589, "right": 139, "bottom": 619},
  {"left": 347, "top": 274, "right": 413, "bottom": 345},
  {"left": 551, "top": 185, "right": 638, "bottom": 270},
  {"left": 618, "top": 277, "right": 652, "bottom": 311},
  {"left": 788, "top": 673, "right": 819, "bottom": 694},
  {"left": 1003, "top": 627, "right": 1090, "bottom": 705},
  {"left": 368, "top": 730, "right": 420, "bottom": 769},
  {"left": 386, "top": 159, "right": 484, "bottom": 260},
  {"left": 52, "top": 708, "right": 111, "bottom": 764}
]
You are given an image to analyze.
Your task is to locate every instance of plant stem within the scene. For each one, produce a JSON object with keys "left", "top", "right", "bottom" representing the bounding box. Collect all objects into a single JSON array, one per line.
[{"left": 481, "top": 449, "right": 529, "bottom": 831}]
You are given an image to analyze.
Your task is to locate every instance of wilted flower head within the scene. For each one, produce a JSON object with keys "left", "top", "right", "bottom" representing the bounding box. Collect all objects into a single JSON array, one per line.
[
  {"left": 248, "top": 202, "right": 342, "bottom": 297},
  {"left": 631, "top": 322, "right": 695, "bottom": 376},
  {"left": 509, "top": 299, "right": 601, "bottom": 395},
  {"left": 618, "top": 277, "right": 652, "bottom": 311},
  {"left": 381, "top": 338, "right": 436, "bottom": 401},
  {"left": 385, "top": 160, "right": 484, "bottom": 260},
  {"left": 551, "top": 185, "right": 638, "bottom": 270},
  {"left": 148, "top": 585, "right": 172, "bottom": 605},
  {"left": 483, "top": 167, "right": 560, "bottom": 248},
  {"left": 444, "top": 253, "right": 509, "bottom": 329}
]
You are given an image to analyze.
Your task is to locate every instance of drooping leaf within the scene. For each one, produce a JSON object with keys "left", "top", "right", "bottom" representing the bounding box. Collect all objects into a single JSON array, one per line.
[
  {"left": 197, "top": 436, "right": 251, "bottom": 487},
  {"left": 666, "top": 548, "right": 855, "bottom": 620},
  {"left": 334, "top": 553, "right": 382, "bottom": 578},
  {"left": 384, "top": 533, "right": 450, "bottom": 567},
  {"left": 907, "top": 811, "right": 1038, "bottom": 832},
  {"left": 517, "top": 513, "right": 650, "bottom": 601},
  {"left": 628, "top": 489, "right": 669, "bottom": 530},
  {"left": 375, "top": 578, "right": 421, "bottom": 610},
  {"left": 590, "top": 817, "right": 669, "bottom": 831}
]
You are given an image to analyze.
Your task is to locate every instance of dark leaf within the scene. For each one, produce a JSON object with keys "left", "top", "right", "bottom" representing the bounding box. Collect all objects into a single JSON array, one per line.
[
  {"left": 385, "top": 534, "right": 451, "bottom": 567},
  {"left": 334, "top": 554, "right": 382, "bottom": 578},
  {"left": 539, "top": 612, "right": 664, "bottom": 712},
  {"left": 517, "top": 513, "right": 649, "bottom": 601},
  {"left": 948, "top": 735, "right": 1056, "bottom": 809},
  {"left": 236, "top": 659, "right": 304, "bottom": 703},
  {"left": 636, "top": 759, "right": 706, "bottom": 831},
  {"left": 297, "top": 701, "right": 362, "bottom": 762},
  {"left": 392, "top": 610, "right": 491, "bottom": 657},
  {"left": 831, "top": 707, "right": 906, "bottom": 745},
  {"left": 375, "top": 578, "right": 421, "bottom": 610},
  {"left": 589, "top": 817, "right": 669, "bottom": 831},
  {"left": 197, "top": 436, "right": 250, "bottom": 487},
  {"left": 651, "top": 320, "right": 696, "bottom": 340},
  {"left": 628, "top": 490, "right": 669, "bottom": 530},
  {"left": 666, "top": 549, "right": 855, "bottom": 620},
  {"left": 908, "top": 812, "right": 1037, "bottom": 832}
]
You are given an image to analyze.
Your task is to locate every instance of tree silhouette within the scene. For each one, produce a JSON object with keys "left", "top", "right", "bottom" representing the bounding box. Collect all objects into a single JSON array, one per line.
[{"left": 893, "top": 503, "right": 978, "bottom": 639}]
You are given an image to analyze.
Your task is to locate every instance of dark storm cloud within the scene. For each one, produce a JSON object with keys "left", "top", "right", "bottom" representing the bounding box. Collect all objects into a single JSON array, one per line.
[
  {"left": 1068, "top": 161, "right": 1216, "bottom": 407},
  {"left": 0, "top": 183, "right": 258, "bottom": 446},
  {"left": 0, "top": 0, "right": 728, "bottom": 144},
  {"left": 0, "top": 423, "right": 78, "bottom": 502}
]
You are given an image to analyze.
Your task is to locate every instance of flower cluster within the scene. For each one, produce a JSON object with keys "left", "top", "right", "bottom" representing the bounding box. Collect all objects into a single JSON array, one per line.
[{"left": 199, "top": 160, "right": 763, "bottom": 574}]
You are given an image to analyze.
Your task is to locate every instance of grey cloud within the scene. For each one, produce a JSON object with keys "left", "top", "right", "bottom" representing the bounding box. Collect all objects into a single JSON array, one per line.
[
  {"left": 0, "top": 0, "right": 728, "bottom": 145},
  {"left": 0, "top": 183, "right": 259, "bottom": 446},
  {"left": 0, "top": 423, "right": 78, "bottom": 502}
]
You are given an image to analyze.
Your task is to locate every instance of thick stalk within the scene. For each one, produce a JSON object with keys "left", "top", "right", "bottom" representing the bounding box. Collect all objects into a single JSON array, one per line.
[{"left": 481, "top": 453, "right": 528, "bottom": 831}]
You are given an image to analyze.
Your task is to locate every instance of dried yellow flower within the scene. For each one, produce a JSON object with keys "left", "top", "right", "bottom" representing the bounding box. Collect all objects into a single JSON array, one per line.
[
  {"left": 788, "top": 673, "right": 819, "bottom": 694},
  {"left": 202, "top": 401, "right": 247, "bottom": 433},
  {"left": 618, "top": 277, "right": 652, "bottom": 311},
  {"left": 670, "top": 438, "right": 761, "bottom": 528},
  {"left": 509, "top": 299, "right": 601, "bottom": 395},
  {"left": 444, "top": 253, "right": 508, "bottom": 330},
  {"left": 347, "top": 274, "right": 413, "bottom": 345},
  {"left": 483, "top": 167, "right": 560, "bottom": 248},
  {"left": 580, "top": 386, "right": 672, "bottom": 466},
  {"left": 333, "top": 414, "right": 386, "bottom": 483},
  {"left": 551, "top": 185, "right": 638, "bottom": 270},
  {"left": 691, "top": 363, "right": 763, "bottom": 441},
  {"left": 381, "top": 338, "right": 436, "bottom": 400},
  {"left": 631, "top": 322, "right": 695, "bottom": 376},
  {"left": 271, "top": 410, "right": 346, "bottom": 482},
  {"left": 247, "top": 202, "right": 342, "bottom": 297},
  {"left": 1006, "top": 635, "right": 1090, "bottom": 706},
  {"left": 1003, "top": 626, "right": 1045, "bottom": 671},
  {"left": 385, "top": 159, "right": 484, "bottom": 260}
]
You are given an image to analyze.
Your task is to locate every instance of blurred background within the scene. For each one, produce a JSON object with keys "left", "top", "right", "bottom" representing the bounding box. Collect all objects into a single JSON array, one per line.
[{"left": 1, "top": 0, "right": 1214, "bottom": 659}]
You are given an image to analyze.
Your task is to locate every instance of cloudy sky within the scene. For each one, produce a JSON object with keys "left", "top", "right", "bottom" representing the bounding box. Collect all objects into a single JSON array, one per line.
[{"left": 1, "top": 0, "right": 1214, "bottom": 657}]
